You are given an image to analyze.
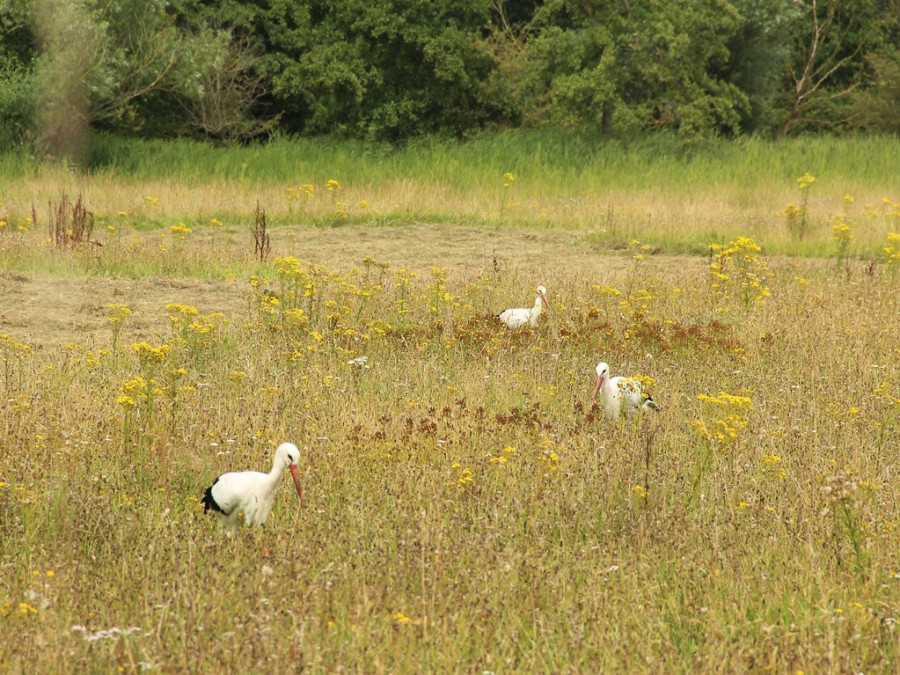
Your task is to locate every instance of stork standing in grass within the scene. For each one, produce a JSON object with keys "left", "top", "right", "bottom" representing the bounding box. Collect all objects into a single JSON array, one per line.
[
  {"left": 592, "top": 361, "right": 659, "bottom": 421},
  {"left": 498, "top": 285, "right": 551, "bottom": 328},
  {"left": 202, "top": 442, "right": 304, "bottom": 530}
]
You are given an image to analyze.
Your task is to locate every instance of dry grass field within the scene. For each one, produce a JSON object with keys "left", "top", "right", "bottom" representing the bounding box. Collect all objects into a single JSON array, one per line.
[{"left": 1, "top": 151, "right": 899, "bottom": 672}]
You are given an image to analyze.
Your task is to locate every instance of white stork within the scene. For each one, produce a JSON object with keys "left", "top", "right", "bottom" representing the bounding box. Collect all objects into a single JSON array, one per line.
[
  {"left": 498, "top": 285, "right": 551, "bottom": 328},
  {"left": 202, "top": 442, "right": 304, "bottom": 530},
  {"left": 592, "top": 361, "right": 659, "bottom": 421}
]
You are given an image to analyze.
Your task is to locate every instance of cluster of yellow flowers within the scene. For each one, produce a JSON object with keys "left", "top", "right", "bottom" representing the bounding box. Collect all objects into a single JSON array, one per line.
[
  {"left": 132, "top": 341, "right": 170, "bottom": 365},
  {"left": 760, "top": 454, "right": 786, "bottom": 481},
  {"left": 286, "top": 183, "right": 315, "bottom": 201},
  {"left": 118, "top": 375, "right": 156, "bottom": 408},
  {"left": 708, "top": 236, "right": 771, "bottom": 311},
  {"left": 628, "top": 239, "right": 653, "bottom": 267},
  {"left": 166, "top": 303, "right": 199, "bottom": 323},
  {"left": 426, "top": 267, "right": 454, "bottom": 315},
  {"left": 393, "top": 611, "right": 414, "bottom": 625},
  {"left": 618, "top": 374, "right": 656, "bottom": 402},
  {"left": 830, "top": 214, "right": 853, "bottom": 260},
  {"left": 692, "top": 391, "right": 753, "bottom": 450},
  {"left": 107, "top": 304, "right": 132, "bottom": 326},
  {"left": 782, "top": 173, "right": 816, "bottom": 239},
  {"left": 0, "top": 333, "right": 32, "bottom": 357},
  {"left": 489, "top": 446, "right": 517, "bottom": 465},
  {"left": 796, "top": 173, "right": 816, "bottom": 190},
  {"left": 446, "top": 463, "right": 474, "bottom": 488},
  {"left": 884, "top": 232, "right": 900, "bottom": 275}
]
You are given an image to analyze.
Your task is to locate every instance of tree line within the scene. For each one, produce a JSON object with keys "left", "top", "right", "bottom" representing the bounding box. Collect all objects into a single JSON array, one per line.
[{"left": 0, "top": 0, "right": 898, "bottom": 158}]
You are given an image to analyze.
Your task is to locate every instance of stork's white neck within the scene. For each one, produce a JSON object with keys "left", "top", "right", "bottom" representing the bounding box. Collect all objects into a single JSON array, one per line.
[{"left": 268, "top": 451, "right": 289, "bottom": 479}]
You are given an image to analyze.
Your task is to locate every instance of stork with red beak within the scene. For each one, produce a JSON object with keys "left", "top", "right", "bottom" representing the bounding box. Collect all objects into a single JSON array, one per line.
[
  {"left": 498, "top": 285, "right": 551, "bottom": 329},
  {"left": 592, "top": 362, "right": 659, "bottom": 421},
  {"left": 201, "top": 442, "right": 304, "bottom": 530}
]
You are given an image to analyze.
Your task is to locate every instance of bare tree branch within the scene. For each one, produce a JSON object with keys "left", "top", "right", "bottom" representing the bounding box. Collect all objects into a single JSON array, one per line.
[{"left": 777, "top": 0, "right": 867, "bottom": 137}]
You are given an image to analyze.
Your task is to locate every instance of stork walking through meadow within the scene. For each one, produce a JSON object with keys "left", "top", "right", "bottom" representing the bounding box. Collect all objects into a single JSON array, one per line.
[
  {"left": 498, "top": 285, "right": 551, "bottom": 329},
  {"left": 592, "top": 362, "right": 659, "bottom": 421},
  {"left": 202, "top": 442, "right": 304, "bottom": 530}
]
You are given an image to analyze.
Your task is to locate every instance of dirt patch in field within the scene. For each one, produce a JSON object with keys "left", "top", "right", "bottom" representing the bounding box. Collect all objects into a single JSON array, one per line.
[
  {"left": 270, "top": 223, "right": 701, "bottom": 278},
  {"left": 1, "top": 224, "right": 702, "bottom": 349},
  {"left": 0, "top": 273, "right": 247, "bottom": 350}
]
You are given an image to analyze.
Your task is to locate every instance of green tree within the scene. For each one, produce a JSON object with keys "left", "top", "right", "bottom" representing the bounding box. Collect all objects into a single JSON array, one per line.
[
  {"left": 164, "top": 0, "right": 280, "bottom": 141},
  {"left": 851, "top": 51, "right": 900, "bottom": 133},
  {"left": 256, "top": 0, "right": 511, "bottom": 140},
  {"left": 0, "top": 0, "right": 36, "bottom": 148},
  {"left": 724, "top": 0, "right": 804, "bottom": 133},
  {"left": 499, "top": 0, "right": 749, "bottom": 138}
]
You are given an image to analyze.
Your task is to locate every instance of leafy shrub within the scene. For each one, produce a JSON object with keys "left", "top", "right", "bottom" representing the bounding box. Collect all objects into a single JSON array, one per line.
[{"left": 0, "top": 61, "right": 34, "bottom": 150}]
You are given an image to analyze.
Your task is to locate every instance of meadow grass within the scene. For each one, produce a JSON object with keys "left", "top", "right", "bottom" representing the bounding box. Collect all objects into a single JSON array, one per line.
[
  {"left": 1, "top": 131, "right": 899, "bottom": 261},
  {"left": 1, "top": 133, "right": 899, "bottom": 671},
  {"left": 1, "top": 213, "right": 899, "bottom": 671}
]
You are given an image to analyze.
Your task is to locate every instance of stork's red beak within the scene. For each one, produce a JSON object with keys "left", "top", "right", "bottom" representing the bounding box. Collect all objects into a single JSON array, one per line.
[
  {"left": 592, "top": 376, "right": 603, "bottom": 399},
  {"left": 289, "top": 464, "right": 304, "bottom": 505},
  {"left": 542, "top": 293, "right": 552, "bottom": 316}
]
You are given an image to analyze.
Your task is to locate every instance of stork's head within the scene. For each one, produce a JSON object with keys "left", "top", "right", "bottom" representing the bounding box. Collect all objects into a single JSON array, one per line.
[
  {"left": 536, "top": 285, "right": 551, "bottom": 315},
  {"left": 276, "top": 442, "right": 304, "bottom": 504},
  {"left": 593, "top": 362, "right": 610, "bottom": 399}
]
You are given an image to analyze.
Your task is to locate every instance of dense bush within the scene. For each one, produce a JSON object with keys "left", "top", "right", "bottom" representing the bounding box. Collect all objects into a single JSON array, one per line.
[
  {"left": 0, "top": 59, "right": 33, "bottom": 148},
  {"left": 0, "top": 0, "right": 897, "bottom": 154}
]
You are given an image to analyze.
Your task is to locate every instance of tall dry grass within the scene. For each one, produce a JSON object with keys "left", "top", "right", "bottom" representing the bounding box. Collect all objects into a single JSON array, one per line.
[{"left": 1, "top": 220, "right": 899, "bottom": 671}]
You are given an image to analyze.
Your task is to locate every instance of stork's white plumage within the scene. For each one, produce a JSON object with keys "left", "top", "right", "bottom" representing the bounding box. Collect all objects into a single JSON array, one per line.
[
  {"left": 592, "top": 362, "right": 659, "bottom": 421},
  {"left": 202, "top": 442, "right": 304, "bottom": 530},
  {"left": 498, "top": 285, "right": 551, "bottom": 329}
]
